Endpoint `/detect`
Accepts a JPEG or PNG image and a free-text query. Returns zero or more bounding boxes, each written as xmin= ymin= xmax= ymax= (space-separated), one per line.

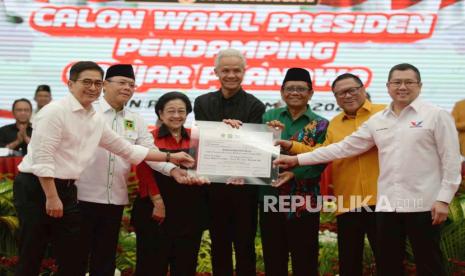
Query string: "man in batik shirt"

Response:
xmin=260 ymin=67 xmax=328 ymax=276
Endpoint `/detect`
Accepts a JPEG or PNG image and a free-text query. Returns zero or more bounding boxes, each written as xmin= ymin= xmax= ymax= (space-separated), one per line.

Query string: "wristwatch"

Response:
xmin=165 ymin=152 xmax=171 ymax=162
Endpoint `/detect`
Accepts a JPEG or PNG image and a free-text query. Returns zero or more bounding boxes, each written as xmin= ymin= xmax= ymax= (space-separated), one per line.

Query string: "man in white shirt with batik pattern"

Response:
xmin=75 ymin=64 xmax=190 ymax=276
xmin=274 ymin=63 xmax=462 ymax=276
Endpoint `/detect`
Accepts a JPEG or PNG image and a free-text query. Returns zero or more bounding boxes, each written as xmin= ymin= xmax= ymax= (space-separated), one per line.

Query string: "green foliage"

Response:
xmin=448 ymin=194 xmax=465 ymax=223
xmin=318 ymin=231 xmax=339 ymax=275
xmin=0 ymin=176 xmax=18 ymax=276
xmin=320 ymin=209 xmax=336 ymax=225
xmin=254 ymin=230 xmax=265 ymax=272
xmin=441 ymin=220 xmax=465 ymax=274
xmin=116 ymin=231 xmax=137 ymax=274
xmin=196 ymin=231 xmax=212 ymax=272
xmin=362 ymin=240 xmax=377 ymax=275
xmin=0 ymin=176 xmax=18 ymax=258
xmin=441 ymin=193 xmax=465 ymax=274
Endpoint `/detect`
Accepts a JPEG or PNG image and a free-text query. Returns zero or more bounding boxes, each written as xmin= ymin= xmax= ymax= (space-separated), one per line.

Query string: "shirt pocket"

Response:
xmin=403 ymin=127 xmax=434 ymax=148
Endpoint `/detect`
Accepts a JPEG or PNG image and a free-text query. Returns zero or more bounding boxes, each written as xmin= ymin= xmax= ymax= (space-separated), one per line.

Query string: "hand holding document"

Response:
xmin=274 ymin=140 xmax=292 ymax=152
xmin=272 ymin=154 xmax=299 ymax=169
xmin=170 ymin=151 xmax=195 ymax=168
xmin=222 ymin=119 xmax=243 ymax=129
xmin=189 ymin=121 xmax=281 ymax=185
xmin=271 ymin=171 xmax=295 ymax=187
xmin=170 ymin=167 xmax=210 ymax=186
xmin=266 ymin=120 xmax=285 ymax=131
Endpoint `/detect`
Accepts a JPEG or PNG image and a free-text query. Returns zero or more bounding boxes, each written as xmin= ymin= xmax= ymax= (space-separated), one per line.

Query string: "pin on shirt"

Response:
xmin=124 ymin=119 xmax=135 ymax=131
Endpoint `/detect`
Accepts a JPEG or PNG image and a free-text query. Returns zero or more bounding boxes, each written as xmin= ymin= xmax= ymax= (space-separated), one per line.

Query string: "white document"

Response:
xmin=196 ymin=130 xmax=273 ymax=178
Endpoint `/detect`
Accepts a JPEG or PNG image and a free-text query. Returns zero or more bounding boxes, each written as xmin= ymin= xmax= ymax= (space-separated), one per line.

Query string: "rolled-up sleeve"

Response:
xmin=99 ymin=124 xmax=148 ymax=164
xmin=146 ymin=161 xmax=176 ymax=176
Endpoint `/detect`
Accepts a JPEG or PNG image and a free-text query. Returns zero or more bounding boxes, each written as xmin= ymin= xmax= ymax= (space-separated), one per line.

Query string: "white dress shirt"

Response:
xmin=76 ymin=98 xmax=176 ymax=205
xmin=19 ymin=94 xmax=149 ymax=180
xmin=298 ymin=98 xmax=462 ymax=212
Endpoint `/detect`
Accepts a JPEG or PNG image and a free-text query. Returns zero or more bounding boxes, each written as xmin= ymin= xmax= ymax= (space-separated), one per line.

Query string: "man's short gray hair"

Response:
xmin=214 ymin=48 xmax=246 ymax=69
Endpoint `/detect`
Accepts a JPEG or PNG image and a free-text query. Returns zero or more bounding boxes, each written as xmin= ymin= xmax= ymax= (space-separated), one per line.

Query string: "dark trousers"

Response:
xmin=76 ymin=201 xmax=124 ymax=276
xmin=208 ymin=185 xmax=257 ymax=276
xmin=131 ymin=196 xmax=202 ymax=276
xmin=336 ymin=206 xmax=378 ymax=276
xmin=13 ymin=172 xmax=81 ymax=276
xmin=259 ymin=206 xmax=320 ymax=276
xmin=377 ymin=212 xmax=446 ymax=276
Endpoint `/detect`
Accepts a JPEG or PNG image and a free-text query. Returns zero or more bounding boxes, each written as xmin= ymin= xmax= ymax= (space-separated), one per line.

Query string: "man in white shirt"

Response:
xmin=274 ymin=63 xmax=462 ymax=276
xmin=13 ymin=61 xmax=195 ymax=276
xmin=75 ymin=64 xmax=188 ymax=276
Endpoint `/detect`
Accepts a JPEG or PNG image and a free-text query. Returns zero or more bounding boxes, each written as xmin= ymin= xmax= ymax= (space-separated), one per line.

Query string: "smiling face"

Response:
xmin=281 ymin=80 xmax=313 ymax=110
xmin=68 ymin=69 xmax=103 ymax=109
xmin=159 ymin=99 xmax=188 ymax=131
xmin=103 ymin=76 xmax=136 ymax=111
xmin=333 ymin=78 xmax=367 ymax=116
xmin=214 ymin=56 xmax=245 ymax=97
xmin=387 ymin=69 xmax=422 ymax=109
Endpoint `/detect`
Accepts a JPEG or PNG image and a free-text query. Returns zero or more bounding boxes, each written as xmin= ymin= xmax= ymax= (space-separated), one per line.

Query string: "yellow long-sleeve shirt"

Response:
xmin=289 ymin=100 xmax=386 ymax=215
xmin=451 ymin=99 xmax=465 ymax=156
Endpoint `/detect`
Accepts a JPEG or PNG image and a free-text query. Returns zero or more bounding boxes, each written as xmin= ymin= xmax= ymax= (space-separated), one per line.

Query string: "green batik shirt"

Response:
xmin=261 ymin=105 xmax=329 ymax=218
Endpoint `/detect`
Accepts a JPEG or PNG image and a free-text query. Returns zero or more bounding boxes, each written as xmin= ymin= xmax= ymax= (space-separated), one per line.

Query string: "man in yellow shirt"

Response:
xmin=452 ymin=99 xmax=465 ymax=157
xmin=452 ymin=99 xmax=465 ymax=179
xmin=278 ymin=73 xmax=385 ymax=275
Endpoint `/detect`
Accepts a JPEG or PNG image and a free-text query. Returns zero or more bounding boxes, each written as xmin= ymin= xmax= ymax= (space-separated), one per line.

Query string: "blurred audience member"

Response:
xmin=0 ymin=98 xmax=32 ymax=155
xmin=452 ymin=99 xmax=465 ymax=157
xmin=33 ymin=84 xmax=52 ymax=116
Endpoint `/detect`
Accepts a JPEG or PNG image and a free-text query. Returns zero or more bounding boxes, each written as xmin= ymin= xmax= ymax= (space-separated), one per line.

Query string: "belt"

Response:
xmin=55 ymin=178 xmax=75 ymax=187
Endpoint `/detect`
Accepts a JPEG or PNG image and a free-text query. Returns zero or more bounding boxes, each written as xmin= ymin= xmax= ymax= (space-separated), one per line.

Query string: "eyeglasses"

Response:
xmin=388 ymin=80 xmax=420 ymax=88
xmin=334 ymin=86 xmax=363 ymax=98
xmin=75 ymin=79 xmax=103 ymax=89
xmin=283 ymin=86 xmax=310 ymax=93
xmin=107 ymin=80 xmax=137 ymax=89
